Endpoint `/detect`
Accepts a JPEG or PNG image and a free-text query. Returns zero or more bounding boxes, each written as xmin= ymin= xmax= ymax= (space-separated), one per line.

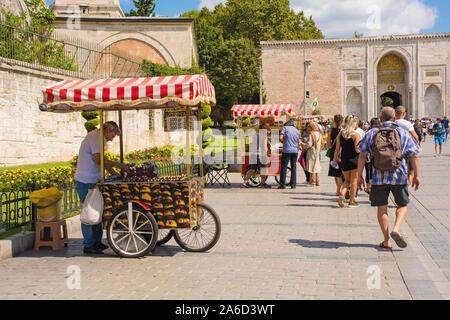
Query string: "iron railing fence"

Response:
xmin=0 ymin=185 xmax=81 ymax=234
xmin=0 ymin=20 xmax=144 ymax=79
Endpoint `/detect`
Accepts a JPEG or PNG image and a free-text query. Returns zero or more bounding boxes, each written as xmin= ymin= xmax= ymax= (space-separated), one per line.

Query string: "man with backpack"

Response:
xmin=356 ymin=107 xmax=421 ymax=250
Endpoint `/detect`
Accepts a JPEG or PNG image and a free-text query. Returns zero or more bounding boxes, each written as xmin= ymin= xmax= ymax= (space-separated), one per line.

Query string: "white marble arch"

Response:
xmin=346 ymin=87 xmax=363 ymax=119
xmin=96 ymin=32 xmax=177 ymax=67
xmin=373 ymin=48 xmax=413 ymax=115
xmin=424 ymin=84 xmax=442 ymax=118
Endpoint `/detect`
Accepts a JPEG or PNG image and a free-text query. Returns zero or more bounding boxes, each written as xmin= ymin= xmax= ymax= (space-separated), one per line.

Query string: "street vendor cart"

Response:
xmin=231 ymin=104 xmax=296 ymax=187
xmin=40 ymin=74 xmax=221 ymax=258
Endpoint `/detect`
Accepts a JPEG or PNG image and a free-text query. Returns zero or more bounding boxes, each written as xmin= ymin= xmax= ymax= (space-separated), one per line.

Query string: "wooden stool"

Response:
xmin=34 ymin=219 xmax=69 ymax=251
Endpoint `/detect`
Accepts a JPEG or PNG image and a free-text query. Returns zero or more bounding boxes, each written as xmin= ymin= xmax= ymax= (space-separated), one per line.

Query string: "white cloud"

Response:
xmin=198 ymin=0 xmax=226 ymax=10
xmin=291 ymin=0 xmax=438 ymax=38
xmin=198 ymin=0 xmax=438 ymax=38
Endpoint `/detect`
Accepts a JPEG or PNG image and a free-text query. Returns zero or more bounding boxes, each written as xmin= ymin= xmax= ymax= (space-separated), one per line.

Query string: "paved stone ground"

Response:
xmin=0 ymin=140 xmax=448 ymax=300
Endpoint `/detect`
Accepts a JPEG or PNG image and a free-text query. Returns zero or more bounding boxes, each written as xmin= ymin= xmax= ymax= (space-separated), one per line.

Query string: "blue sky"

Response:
xmin=44 ymin=0 xmax=449 ymax=38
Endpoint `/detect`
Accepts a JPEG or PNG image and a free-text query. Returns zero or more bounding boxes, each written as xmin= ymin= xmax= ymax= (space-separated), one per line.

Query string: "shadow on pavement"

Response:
xmin=289 ymin=239 xmax=400 ymax=252
xmin=18 ymin=237 xmax=183 ymax=259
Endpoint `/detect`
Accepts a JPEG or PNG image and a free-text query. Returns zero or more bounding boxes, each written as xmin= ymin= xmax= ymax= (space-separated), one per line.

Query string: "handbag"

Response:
xmin=80 ymin=187 xmax=104 ymax=225
xmin=298 ymin=150 xmax=307 ymax=169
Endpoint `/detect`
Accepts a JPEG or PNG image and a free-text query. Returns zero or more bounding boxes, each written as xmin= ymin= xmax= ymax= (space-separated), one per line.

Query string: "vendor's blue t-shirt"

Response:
xmin=280 ymin=125 xmax=301 ymax=154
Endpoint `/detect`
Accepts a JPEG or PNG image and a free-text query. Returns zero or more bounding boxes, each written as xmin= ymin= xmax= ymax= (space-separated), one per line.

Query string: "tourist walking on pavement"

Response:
xmin=334 ymin=115 xmax=361 ymax=208
xmin=327 ymin=114 xmax=344 ymax=195
xmin=442 ymin=116 xmax=449 ymax=142
xmin=279 ymin=120 xmax=301 ymax=189
xmin=242 ymin=123 xmax=271 ymax=188
xmin=413 ymin=119 xmax=423 ymax=146
xmin=433 ymin=118 xmax=445 ymax=156
xmin=75 ymin=121 xmax=130 ymax=255
xmin=394 ymin=106 xmax=419 ymax=185
xmin=302 ymin=122 xmax=322 ymax=186
xmin=357 ymin=107 xmax=421 ymax=249
xmin=364 ymin=118 xmax=381 ymax=194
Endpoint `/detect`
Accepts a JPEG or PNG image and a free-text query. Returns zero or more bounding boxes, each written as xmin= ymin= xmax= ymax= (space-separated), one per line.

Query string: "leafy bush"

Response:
xmin=84 ymin=118 xmax=100 ymax=132
xmin=241 ymin=117 xmax=251 ymax=127
xmin=202 ymin=117 xmax=212 ymax=130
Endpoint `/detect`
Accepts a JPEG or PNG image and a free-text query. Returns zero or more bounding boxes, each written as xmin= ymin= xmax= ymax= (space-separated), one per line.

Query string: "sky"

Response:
xmin=44 ymin=0 xmax=449 ymax=38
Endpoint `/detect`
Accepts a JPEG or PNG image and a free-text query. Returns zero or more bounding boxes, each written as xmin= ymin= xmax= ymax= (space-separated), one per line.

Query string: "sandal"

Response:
xmin=390 ymin=232 xmax=407 ymax=248
xmin=379 ymin=241 xmax=392 ymax=250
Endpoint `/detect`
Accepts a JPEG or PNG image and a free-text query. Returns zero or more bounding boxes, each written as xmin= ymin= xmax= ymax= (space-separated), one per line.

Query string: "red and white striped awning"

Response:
xmin=41 ymin=74 xmax=215 ymax=112
xmin=231 ymin=104 xmax=296 ymax=118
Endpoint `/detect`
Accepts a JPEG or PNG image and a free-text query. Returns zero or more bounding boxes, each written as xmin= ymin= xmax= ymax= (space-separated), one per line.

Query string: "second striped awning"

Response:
xmin=231 ymin=104 xmax=296 ymax=118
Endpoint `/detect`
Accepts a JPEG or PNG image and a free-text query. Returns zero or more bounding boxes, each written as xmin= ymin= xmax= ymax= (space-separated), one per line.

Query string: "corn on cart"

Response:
xmin=231 ymin=104 xmax=296 ymax=187
xmin=40 ymin=74 xmax=221 ymax=258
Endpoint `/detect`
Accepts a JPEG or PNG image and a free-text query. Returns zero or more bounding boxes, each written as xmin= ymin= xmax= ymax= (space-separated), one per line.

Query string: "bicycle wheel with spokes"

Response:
xmin=243 ymin=167 xmax=262 ymax=187
xmin=156 ymin=229 xmax=174 ymax=246
xmin=173 ymin=203 xmax=221 ymax=252
xmin=107 ymin=204 xmax=158 ymax=258
xmin=275 ymin=166 xmax=292 ymax=186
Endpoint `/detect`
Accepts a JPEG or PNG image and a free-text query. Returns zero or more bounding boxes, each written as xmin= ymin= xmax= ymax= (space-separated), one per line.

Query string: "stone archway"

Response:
xmin=375 ymin=51 xmax=411 ymax=115
xmin=347 ymin=88 xmax=363 ymax=119
xmin=424 ymin=85 xmax=442 ymax=118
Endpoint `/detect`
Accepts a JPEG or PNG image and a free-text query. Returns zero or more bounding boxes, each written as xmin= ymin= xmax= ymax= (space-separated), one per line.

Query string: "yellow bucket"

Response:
xmin=29 ymin=187 xmax=63 ymax=222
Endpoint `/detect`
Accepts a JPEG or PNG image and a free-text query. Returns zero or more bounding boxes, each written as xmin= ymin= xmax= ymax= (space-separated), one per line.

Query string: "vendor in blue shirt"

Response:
xmin=279 ymin=120 xmax=302 ymax=189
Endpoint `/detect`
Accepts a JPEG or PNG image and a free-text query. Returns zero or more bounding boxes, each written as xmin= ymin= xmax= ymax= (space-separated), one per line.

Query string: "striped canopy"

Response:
xmin=231 ymin=104 xmax=295 ymax=118
xmin=41 ymin=74 xmax=216 ymax=112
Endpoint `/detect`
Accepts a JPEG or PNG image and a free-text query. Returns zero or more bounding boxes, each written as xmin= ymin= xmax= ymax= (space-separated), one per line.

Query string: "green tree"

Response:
xmin=354 ymin=31 xmax=364 ymax=38
xmin=181 ymin=1 xmax=323 ymax=122
xmin=126 ymin=0 xmax=156 ymax=17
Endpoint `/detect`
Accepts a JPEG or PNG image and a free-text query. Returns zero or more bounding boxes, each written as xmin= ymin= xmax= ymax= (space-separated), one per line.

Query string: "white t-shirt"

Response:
xmin=74 ymin=129 xmax=106 ymax=184
xmin=395 ymin=119 xmax=414 ymax=132
xmin=355 ymin=127 xmax=365 ymax=139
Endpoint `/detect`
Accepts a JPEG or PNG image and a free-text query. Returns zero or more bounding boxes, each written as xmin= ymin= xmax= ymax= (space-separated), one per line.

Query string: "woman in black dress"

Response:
xmin=327 ymin=114 xmax=344 ymax=195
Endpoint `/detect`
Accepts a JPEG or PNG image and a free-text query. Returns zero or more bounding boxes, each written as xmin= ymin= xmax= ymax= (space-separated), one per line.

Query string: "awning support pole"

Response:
xmin=118 ymin=109 xmax=124 ymax=163
xmin=99 ymin=110 xmax=105 ymax=181
xmin=197 ymin=104 xmax=203 ymax=177
xmin=185 ymin=106 xmax=191 ymax=178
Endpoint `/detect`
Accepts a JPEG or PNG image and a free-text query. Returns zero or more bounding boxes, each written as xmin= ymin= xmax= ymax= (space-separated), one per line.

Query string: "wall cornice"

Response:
xmin=261 ymin=33 xmax=450 ymax=48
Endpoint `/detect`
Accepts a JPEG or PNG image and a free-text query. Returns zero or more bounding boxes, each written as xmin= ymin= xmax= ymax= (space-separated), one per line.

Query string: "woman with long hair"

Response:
xmin=302 ymin=122 xmax=322 ymax=186
xmin=327 ymin=114 xmax=344 ymax=195
xmin=333 ymin=115 xmax=361 ymax=208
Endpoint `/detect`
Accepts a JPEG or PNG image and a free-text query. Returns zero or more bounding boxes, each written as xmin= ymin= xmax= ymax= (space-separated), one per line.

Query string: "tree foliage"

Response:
xmin=181 ymin=1 xmax=323 ymax=122
xmin=0 ymin=0 xmax=77 ymax=71
xmin=126 ymin=0 xmax=156 ymax=17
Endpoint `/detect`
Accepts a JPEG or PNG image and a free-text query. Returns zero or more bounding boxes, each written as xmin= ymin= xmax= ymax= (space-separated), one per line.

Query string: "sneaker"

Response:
xmin=345 ymin=191 xmax=350 ymax=200
xmin=348 ymin=201 xmax=359 ymax=208
xmin=260 ymin=183 xmax=272 ymax=189
xmin=278 ymin=185 xmax=286 ymax=189
xmin=241 ymin=182 xmax=251 ymax=188
xmin=338 ymin=195 xmax=345 ymax=208
xmin=83 ymin=246 xmax=104 ymax=255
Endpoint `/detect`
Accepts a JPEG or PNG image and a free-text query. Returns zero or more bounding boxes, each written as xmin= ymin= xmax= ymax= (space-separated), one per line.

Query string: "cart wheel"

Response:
xmin=156 ymin=229 xmax=174 ymax=246
xmin=275 ymin=166 xmax=292 ymax=186
xmin=173 ymin=203 xmax=221 ymax=252
xmin=242 ymin=167 xmax=262 ymax=187
xmin=107 ymin=204 xmax=158 ymax=258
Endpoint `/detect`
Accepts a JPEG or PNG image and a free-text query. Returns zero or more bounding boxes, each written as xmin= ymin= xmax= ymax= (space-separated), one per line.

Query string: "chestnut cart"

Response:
xmin=40 ymin=74 xmax=221 ymax=258
xmin=230 ymin=104 xmax=296 ymax=187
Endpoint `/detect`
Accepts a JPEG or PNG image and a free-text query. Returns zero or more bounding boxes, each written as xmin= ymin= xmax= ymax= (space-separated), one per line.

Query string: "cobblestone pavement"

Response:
xmin=0 ymin=140 xmax=448 ymax=300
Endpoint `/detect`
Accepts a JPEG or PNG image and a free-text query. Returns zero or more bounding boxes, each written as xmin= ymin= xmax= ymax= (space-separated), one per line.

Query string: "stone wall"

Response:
xmin=0 ymin=61 xmax=85 ymax=167
xmin=262 ymin=34 xmax=450 ymax=120
xmin=0 ymin=59 xmax=190 ymax=167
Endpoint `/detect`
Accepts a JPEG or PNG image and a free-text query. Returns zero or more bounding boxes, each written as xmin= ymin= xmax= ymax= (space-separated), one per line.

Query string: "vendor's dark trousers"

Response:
xmin=304 ymin=169 xmax=310 ymax=182
xmin=280 ymin=152 xmax=298 ymax=187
